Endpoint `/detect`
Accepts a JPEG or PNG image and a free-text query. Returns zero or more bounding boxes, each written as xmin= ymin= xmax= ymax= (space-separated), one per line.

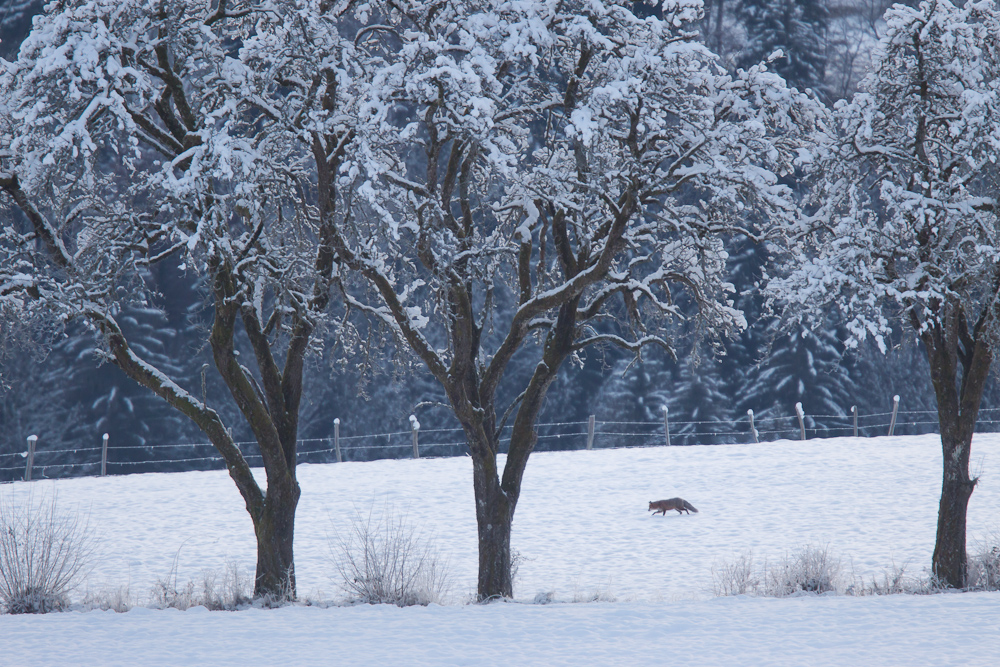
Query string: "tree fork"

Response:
xmin=472 ymin=305 xmax=575 ymax=600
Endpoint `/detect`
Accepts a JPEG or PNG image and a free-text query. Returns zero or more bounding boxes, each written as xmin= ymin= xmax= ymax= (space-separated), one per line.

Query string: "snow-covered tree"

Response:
xmin=718 ymin=233 xmax=768 ymax=396
xmin=824 ymin=0 xmax=904 ymax=101
xmin=771 ymin=0 xmax=1000 ymax=588
xmin=0 ymin=0 xmax=44 ymax=58
xmin=669 ymin=351 xmax=734 ymax=443
xmin=0 ymin=300 xmax=87 ymax=482
xmin=593 ymin=353 xmax=674 ymax=447
xmin=331 ymin=0 xmax=819 ymax=598
xmin=737 ymin=317 xmax=857 ymax=435
xmin=698 ymin=0 xmax=737 ymax=62
xmin=849 ymin=334 xmax=938 ymax=424
xmin=0 ymin=0 xmax=366 ymax=599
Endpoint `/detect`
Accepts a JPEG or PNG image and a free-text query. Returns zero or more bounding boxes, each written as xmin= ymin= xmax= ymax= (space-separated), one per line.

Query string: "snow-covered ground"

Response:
xmin=3 ymin=434 xmax=1000 ymax=665
xmin=4 ymin=593 xmax=999 ymax=666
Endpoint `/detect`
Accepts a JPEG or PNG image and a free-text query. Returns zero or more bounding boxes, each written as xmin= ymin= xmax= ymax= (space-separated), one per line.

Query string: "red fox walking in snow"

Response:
xmin=648 ymin=498 xmax=699 ymax=515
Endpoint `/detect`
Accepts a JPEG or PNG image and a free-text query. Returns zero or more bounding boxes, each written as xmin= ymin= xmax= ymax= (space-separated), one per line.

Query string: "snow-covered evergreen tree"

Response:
xmin=738 ymin=318 xmax=856 ymax=438
xmin=669 ymin=352 xmax=734 ymax=444
xmin=0 ymin=312 xmax=82 ymax=482
xmin=719 ymin=234 xmax=769 ymax=402
xmin=593 ymin=353 xmax=675 ymax=447
xmin=737 ymin=0 xmax=829 ymax=94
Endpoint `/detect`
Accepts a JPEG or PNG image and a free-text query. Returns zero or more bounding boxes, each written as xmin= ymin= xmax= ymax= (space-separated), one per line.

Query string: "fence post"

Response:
xmin=25 ymin=435 xmax=37 ymax=481
xmin=795 ymin=402 xmax=806 ymax=441
xmin=586 ymin=415 xmax=595 ymax=450
xmin=851 ymin=406 xmax=858 ymax=437
xmin=662 ymin=406 xmax=671 ymax=447
xmin=101 ymin=433 xmax=109 ymax=476
xmin=409 ymin=415 xmax=420 ymax=459
xmin=333 ymin=418 xmax=342 ymax=463
xmin=888 ymin=395 xmax=900 ymax=436
xmin=748 ymin=409 xmax=759 ymax=444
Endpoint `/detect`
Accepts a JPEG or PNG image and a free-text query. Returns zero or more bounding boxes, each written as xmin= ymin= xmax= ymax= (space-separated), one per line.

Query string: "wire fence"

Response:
xmin=5 ymin=401 xmax=1000 ymax=484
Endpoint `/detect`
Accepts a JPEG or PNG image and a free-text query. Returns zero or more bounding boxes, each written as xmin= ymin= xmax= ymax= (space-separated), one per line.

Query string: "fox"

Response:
xmin=648 ymin=498 xmax=699 ymax=515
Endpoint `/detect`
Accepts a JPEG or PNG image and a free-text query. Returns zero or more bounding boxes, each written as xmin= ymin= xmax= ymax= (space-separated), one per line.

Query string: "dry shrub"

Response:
xmin=844 ymin=559 xmax=934 ymax=596
xmin=82 ymin=584 xmax=134 ymax=613
xmin=332 ymin=504 xmax=449 ymax=606
xmin=765 ymin=545 xmax=841 ymax=596
xmin=0 ymin=493 xmax=96 ymax=614
xmin=712 ymin=549 xmax=761 ymax=596
xmin=713 ymin=546 xmax=841 ymax=597
xmin=967 ymin=533 xmax=1000 ymax=592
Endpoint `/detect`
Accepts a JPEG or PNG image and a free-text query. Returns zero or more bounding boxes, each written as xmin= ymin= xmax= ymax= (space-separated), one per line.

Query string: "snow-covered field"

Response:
xmin=3 ymin=434 xmax=1000 ymax=666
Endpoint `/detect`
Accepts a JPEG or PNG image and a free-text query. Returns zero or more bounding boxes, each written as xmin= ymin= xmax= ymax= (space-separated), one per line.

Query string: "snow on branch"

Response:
xmin=771 ymin=0 xmax=1000 ymax=351
xmin=330 ymin=0 xmax=819 ymax=396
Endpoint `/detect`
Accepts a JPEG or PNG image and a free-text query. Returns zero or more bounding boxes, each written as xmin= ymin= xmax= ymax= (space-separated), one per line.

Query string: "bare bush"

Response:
xmin=765 ymin=546 xmax=841 ymax=597
xmin=713 ymin=546 xmax=842 ymax=598
xmin=332 ymin=506 xmax=449 ymax=607
xmin=0 ymin=493 xmax=96 ymax=613
xmin=967 ymin=534 xmax=1000 ymax=592
xmin=712 ymin=544 xmax=1000 ymax=598
xmin=150 ymin=575 xmax=195 ymax=610
xmin=865 ymin=562 xmax=914 ymax=596
xmin=201 ymin=561 xmax=254 ymax=610
xmin=532 ymin=590 xmax=556 ymax=604
xmin=712 ymin=549 xmax=761 ymax=596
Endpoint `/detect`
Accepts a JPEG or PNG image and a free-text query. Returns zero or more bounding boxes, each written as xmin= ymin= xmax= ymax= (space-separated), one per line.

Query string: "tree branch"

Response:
xmin=88 ymin=307 xmax=265 ymax=519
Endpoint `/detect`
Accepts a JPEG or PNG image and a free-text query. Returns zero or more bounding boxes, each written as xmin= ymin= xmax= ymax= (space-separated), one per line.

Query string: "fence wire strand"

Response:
xmin=7 ymin=403 xmax=997 ymax=482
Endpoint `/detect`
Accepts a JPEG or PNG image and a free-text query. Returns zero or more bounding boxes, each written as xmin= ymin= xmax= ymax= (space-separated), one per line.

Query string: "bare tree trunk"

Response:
xmin=921 ymin=313 xmax=990 ymax=588
xmin=468 ymin=303 xmax=574 ymax=600
xmin=932 ymin=450 xmax=975 ymax=588
xmin=472 ymin=457 xmax=514 ymax=599
xmin=253 ymin=478 xmax=301 ymax=598
xmin=713 ymin=0 xmax=726 ymax=57
xmin=198 ymin=265 xmax=309 ymax=601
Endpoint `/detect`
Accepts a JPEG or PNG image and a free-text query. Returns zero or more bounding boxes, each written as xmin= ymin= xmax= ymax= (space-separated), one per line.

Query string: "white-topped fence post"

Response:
xmin=662 ymin=406 xmax=671 ymax=447
xmin=851 ymin=406 xmax=858 ymax=437
xmin=101 ymin=433 xmax=109 ymax=476
xmin=888 ymin=395 xmax=900 ymax=436
xmin=795 ymin=402 xmax=806 ymax=441
xmin=25 ymin=435 xmax=37 ymax=481
xmin=409 ymin=415 xmax=420 ymax=459
xmin=748 ymin=409 xmax=759 ymax=444
xmin=586 ymin=415 xmax=596 ymax=450
xmin=333 ymin=418 xmax=342 ymax=463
